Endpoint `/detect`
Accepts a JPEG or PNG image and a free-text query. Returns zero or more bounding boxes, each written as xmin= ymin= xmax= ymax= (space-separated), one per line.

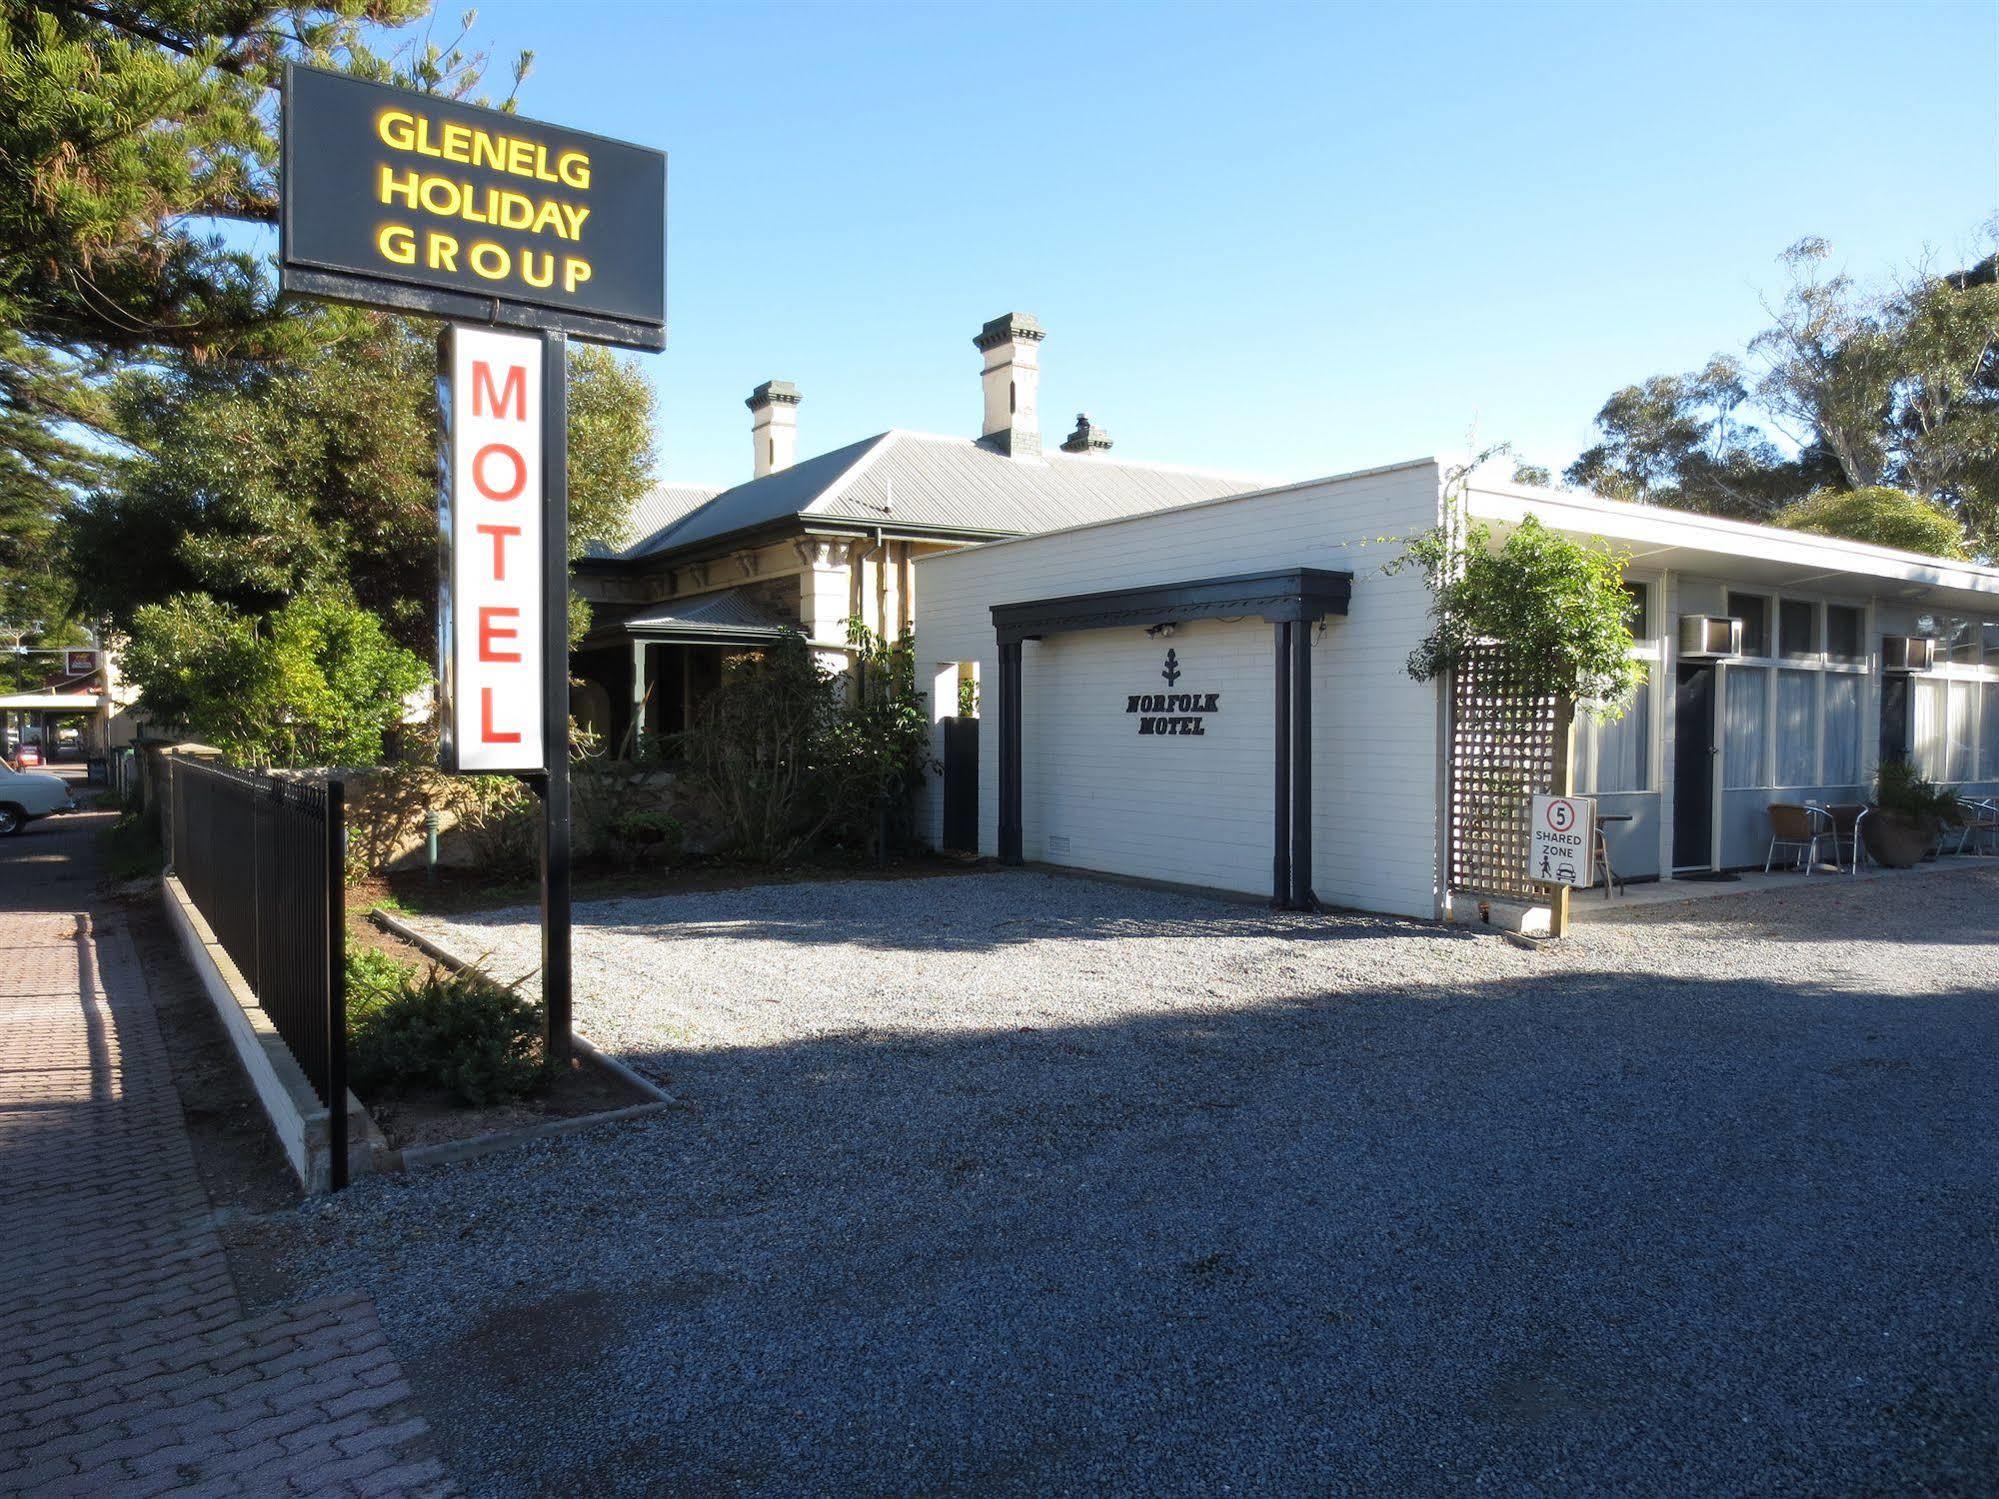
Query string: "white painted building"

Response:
xmin=914 ymin=459 xmax=1999 ymax=921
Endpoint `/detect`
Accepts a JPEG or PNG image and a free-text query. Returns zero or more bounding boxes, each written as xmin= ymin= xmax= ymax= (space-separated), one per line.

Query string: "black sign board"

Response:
xmin=280 ymin=64 xmax=665 ymax=349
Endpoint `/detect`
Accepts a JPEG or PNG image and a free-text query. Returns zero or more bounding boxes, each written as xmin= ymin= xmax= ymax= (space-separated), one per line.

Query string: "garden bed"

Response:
xmin=345 ymin=917 xmax=668 ymax=1163
xmin=367 ymin=1054 xmax=642 ymax=1154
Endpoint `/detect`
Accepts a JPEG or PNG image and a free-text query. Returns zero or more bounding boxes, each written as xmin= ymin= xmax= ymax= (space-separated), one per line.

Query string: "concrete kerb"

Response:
xmin=365 ymin=905 xmax=684 ymax=1172
xmin=162 ymin=874 xmax=385 ymax=1193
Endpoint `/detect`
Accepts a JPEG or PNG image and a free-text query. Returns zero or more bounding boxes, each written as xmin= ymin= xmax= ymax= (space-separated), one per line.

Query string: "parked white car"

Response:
xmin=0 ymin=763 xmax=77 ymax=835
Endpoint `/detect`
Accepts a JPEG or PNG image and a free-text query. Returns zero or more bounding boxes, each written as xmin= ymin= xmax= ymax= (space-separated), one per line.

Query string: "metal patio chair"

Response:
xmin=1809 ymin=801 xmax=1864 ymax=875
xmin=1958 ymin=797 xmax=1999 ymax=856
xmin=1765 ymin=802 xmax=1834 ymax=875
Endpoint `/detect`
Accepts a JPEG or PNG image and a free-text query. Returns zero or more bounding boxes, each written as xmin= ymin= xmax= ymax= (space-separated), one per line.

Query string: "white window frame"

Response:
xmin=1715 ymin=586 xmax=1881 ymax=792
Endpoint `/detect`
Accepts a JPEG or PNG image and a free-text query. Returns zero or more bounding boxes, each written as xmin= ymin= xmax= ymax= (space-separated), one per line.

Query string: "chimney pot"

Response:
xmin=1060 ymin=412 xmax=1113 ymax=455
xmin=746 ymin=379 xmax=801 ymax=478
xmin=973 ymin=312 xmax=1044 ymax=457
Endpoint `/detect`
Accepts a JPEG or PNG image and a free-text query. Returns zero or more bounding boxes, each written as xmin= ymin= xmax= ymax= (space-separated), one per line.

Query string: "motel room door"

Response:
xmin=1879 ymin=674 xmax=1911 ymax=765
xmin=1672 ymin=663 xmax=1717 ymax=871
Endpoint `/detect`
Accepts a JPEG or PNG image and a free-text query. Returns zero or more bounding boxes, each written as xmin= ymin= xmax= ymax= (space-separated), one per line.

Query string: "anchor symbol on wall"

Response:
xmin=1161 ymin=649 xmax=1181 ymax=686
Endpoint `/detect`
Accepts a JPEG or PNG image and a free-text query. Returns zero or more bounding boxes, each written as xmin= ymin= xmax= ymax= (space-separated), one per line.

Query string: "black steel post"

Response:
xmin=1273 ymin=621 xmax=1291 ymax=907
xmin=1290 ymin=617 xmax=1313 ymax=911
xmin=540 ymin=330 xmax=573 ymax=1065
xmin=998 ymin=639 xmax=1023 ymax=864
xmin=325 ymin=778 xmax=349 ymax=1191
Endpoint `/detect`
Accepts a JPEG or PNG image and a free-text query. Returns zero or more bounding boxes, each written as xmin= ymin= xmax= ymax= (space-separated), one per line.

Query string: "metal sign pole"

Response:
xmin=539 ymin=330 xmax=573 ymax=1063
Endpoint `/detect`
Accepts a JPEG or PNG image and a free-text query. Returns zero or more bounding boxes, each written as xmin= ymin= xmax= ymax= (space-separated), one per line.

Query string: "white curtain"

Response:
xmin=1983 ymin=683 xmax=1999 ymax=782
xmin=1775 ymin=670 xmax=1816 ymax=786
xmin=1724 ymin=668 xmax=1768 ymax=789
xmin=1913 ymin=679 xmax=1948 ymax=779
xmin=1947 ymin=682 xmax=1975 ymax=782
xmin=1591 ymin=681 xmax=1651 ymax=793
xmin=1822 ymin=674 xmax=1862 ymax=787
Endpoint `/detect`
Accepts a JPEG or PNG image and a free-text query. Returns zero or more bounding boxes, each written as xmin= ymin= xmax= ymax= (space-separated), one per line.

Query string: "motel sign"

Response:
xmin=279 ymin=66 xmax=667 ymax=1061
xmin=440 ymin=328 xmax=546 ymax=773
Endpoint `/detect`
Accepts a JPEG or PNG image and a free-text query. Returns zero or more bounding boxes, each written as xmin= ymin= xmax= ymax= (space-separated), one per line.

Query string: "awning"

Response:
xmin=596 ymin=587 xmax=799 ymax=648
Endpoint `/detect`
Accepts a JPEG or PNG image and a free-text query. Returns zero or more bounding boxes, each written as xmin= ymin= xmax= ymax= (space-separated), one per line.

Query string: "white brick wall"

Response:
xmin=917 ymin=460 xmax=1447 ymax=920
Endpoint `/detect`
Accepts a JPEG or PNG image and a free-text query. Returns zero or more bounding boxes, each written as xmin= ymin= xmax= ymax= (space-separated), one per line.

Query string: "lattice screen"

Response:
xmin=1446 ymin=644 xmax=1565 ymax=900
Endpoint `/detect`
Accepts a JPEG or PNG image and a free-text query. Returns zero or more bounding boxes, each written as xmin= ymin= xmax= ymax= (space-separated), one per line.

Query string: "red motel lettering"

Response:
xmin=448 ymin=328 xmax=543 ymax=770
xmin=478 ymin=606 xmax=522 ymax=663
xmin=476 ymin=522 xmax=521 ymax=579
xmin=472 ymin=360 xmax=527 ymax=420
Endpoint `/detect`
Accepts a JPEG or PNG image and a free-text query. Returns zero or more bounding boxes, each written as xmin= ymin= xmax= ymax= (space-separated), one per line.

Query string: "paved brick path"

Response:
xmin=1 ymin=798 xmax=452 ymax=1496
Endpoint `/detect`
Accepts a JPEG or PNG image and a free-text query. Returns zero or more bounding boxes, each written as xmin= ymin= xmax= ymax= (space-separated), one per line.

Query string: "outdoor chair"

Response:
xmin=1810 ymin=801 xmax=1865 ymax=874
xmin=1589 ymin=811 xmax=1630 ymax=899
xmin=1764 ymin=802 xmax=1834 ymax=875
xmin=1959 ymin=797 xmax=1999 ymax=856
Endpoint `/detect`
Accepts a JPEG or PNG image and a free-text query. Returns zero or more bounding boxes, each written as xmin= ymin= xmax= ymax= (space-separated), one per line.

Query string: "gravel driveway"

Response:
xmin=272 ymin=867 xmax=1999 ymax=1497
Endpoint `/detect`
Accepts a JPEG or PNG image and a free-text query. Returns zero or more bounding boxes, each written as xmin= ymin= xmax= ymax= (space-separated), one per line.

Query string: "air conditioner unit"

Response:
xmin=1881 ymin=635 xmax=1935 ymax=673
xmin=1678 ymin=614 xmax=1743 ymax=658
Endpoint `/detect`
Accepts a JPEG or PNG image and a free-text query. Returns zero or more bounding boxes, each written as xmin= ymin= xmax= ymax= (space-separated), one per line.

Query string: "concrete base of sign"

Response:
xmin=1448 ymin=893 xmax=1556 ymax=940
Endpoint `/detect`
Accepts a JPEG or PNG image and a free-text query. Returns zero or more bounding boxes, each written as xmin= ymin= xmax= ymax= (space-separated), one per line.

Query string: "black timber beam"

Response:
xmin=992 ymin=568 xmax=1353 ymax=645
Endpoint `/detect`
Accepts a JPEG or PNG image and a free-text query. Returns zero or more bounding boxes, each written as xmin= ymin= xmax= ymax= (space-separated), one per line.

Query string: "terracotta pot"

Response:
xmin=1862 ymin=809 xmax=1939 ymax=869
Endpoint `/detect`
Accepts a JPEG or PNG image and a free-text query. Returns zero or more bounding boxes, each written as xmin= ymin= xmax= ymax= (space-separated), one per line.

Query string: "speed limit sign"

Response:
xmin=1530 ymin=794 xmax=1594 ymax=888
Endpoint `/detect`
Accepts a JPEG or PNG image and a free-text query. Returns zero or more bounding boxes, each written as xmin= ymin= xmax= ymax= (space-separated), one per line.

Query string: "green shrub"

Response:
xmin=607 ymin=808 xmax=683 ymax=864
xmin=454 ymin=775 xmax=539 ymax=877
xmin=348 ymin=963 xmax=547 ymax=1107
xmin=1774 ymin=487 xmax=1970 ymax=560
xmin=345 ymin=948 xmax=414 ymax=1011
xmin=1874 ymin=759 xmax=1961 ymax=821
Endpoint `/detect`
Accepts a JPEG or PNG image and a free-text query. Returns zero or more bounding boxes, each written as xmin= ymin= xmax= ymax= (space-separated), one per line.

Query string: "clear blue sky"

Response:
xmin=450 ymin=0 xmax=1997 ymax=489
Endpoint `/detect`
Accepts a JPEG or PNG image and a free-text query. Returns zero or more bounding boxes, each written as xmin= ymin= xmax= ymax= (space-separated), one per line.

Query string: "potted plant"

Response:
xmin=1863 ymin=760 xmax=1960 ymax=868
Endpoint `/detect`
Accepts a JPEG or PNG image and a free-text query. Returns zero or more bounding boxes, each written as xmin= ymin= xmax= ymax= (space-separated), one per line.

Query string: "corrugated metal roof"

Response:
xmin=621 ymin=587 xmax=796 ymax=643
xmin=614 ymin=431 xmax=1274 ymax=563
xmin=587 ymin=481 xmax=725 ymax=559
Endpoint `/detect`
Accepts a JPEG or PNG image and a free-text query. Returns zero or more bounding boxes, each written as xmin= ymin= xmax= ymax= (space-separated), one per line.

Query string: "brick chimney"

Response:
xmin=746 ymin=380 xmax=801 ymax=478
xmin=1060 ymin=412 xmax=1112 ymax=455
xmin=973 ymin=312 xmax=1043 ymax=457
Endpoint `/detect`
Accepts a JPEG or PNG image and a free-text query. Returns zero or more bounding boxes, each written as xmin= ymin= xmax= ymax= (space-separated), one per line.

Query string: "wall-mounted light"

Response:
xmin=1145 ymin=622 xmax=1177 ymax=639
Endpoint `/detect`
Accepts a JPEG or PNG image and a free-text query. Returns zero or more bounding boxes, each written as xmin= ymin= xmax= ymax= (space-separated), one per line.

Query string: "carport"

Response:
xmin=991 ymin=568 xmax=1352 ymax=909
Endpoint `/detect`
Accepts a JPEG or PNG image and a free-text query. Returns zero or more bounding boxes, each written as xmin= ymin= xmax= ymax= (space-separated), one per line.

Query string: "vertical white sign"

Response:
xmin=442 ymin=325 xmax=544 ymax=773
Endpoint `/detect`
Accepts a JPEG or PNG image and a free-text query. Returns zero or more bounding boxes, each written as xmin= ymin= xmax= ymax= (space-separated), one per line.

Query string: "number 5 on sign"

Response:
xmin=439 ymin=325 xmax=545 ymax=774
xmin=1530 ymin=794 xmax=1595 ymax=889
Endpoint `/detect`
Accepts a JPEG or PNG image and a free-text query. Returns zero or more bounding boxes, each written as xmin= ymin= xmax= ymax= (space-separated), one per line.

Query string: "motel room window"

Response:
xmin=1779 ymin=599 xmax=1818 ymax=659
xmin=1728 ymin=592 xmax=1770 ymax=657
xmin=1826 ymin=604 xmax=1863 ymax=662
xmin=1723 ymin=667 xmax=1770 ymax=788
xmin=1589 ymin=686 xmax=1651 ymax=793
xmin=1774 ymin=670 xmax=1818 ymax=786
xmin=1983 ymin=621 xmax=1999 ymax=664
xmin=1823 ymin=673 xmax=1863 ymax=787
xmin=1982 ymin=682 xmax=1999 ymax=781
xmin=1946 ymin=681 xmax=1976 ymax=782
xmin=1913 ymin=678 xmax=1949 ymax=780
xmin=1622 ymin=581 xmax=1650 ymax=639
xmin=1946 ymin=617 xmax=1977 ymax=665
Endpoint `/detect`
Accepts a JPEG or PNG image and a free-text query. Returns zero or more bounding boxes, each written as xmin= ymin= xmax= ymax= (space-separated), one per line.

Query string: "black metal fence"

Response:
xmin=168 ymin=758 xmax=349 ymax=1189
